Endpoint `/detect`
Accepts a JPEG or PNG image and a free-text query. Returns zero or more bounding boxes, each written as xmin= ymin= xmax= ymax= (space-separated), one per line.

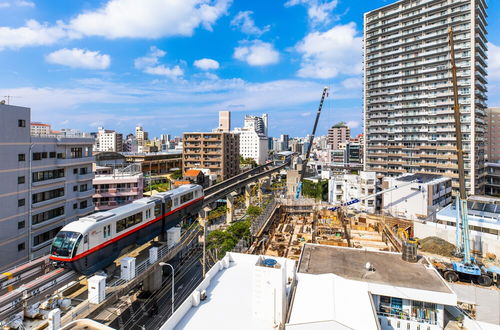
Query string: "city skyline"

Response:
xmin=2 ymin=0 xmax=500 ymax=137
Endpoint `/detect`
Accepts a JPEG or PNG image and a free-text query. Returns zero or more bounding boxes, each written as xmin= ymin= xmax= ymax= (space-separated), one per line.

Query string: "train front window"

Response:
xmin=51 ymin=231 xmax=81 ymax=257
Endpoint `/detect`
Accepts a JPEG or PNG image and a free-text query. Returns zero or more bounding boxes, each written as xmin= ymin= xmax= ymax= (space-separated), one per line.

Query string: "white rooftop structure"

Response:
xmin=159 ymin=245 xmax=494 ymax=330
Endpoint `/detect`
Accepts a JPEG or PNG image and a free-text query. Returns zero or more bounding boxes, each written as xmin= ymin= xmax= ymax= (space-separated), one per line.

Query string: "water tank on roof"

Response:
xmin=262 ymin=258 xmax=277 ymax=268
xmin=402 ymin=240 xmax=418 ymax=263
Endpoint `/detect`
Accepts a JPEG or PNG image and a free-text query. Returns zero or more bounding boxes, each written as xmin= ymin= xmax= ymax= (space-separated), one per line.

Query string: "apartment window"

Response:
xmin=18 ymin=153 xmax=25 ymax=161
xmin=73 ymin=185 xmax=78 ymax=192
xmin=18 ymin=199 xmax=25 ymax=207
xmin=18 ymin=220 xmax=25 ymax=229
xmin=73 ymin=203 xmax=77 ymax=209
xmin=41 ymin=152 xmax=47 ymax=159
xmin=57 ymin=152 xmax=65 ymax=159
xmin=32 ymin=188 xmax=64 ymax=204
xmin=70 ymin=147 xmax=83 ymax=159
xmin=73 ymin=168 xmax=78 ymax=174
xmin=18 ymin=176 xmax=25 ymax=184
xmin=18 ymin=243 xmax=25 ymax=251
xmin=80 ymin=184 xmax=88 ymax=192
xmin=49 ymin=152 xmax=56 ymax=158
xmin=18 ymin=119 xmax=26 ymax=127
xmin=32 ymin=169 xmax=65 ymax=182
xmin=33 ymin=152 xmax=42 ymax=160
xmin=80 ymin=200 xmax=88 ymax=209
xmin=32 ymin=207 xmax=65 ymax=225
xmin=80 ymin=167 xmax=88 ymax=175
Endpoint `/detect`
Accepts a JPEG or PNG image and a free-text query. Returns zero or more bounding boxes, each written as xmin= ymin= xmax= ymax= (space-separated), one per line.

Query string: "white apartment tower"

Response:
xmin=94 ymin=127 xmax=123 ymax=152
xmin=233 ymin=115 xmax=269 ymax=165
xmin=135 ymin=125 xmax=148 ymax=147
xmin=363 ymin=0 xmax=487 ymax=194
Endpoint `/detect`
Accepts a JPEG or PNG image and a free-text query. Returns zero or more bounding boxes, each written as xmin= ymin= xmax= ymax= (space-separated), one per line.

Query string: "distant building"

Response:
xmin=485 ymin=162 xmax=500 ymax=196
xmin=182 ymin=132 xmax=240 ymax=181
xmin=123 ymin=151 xmax=182 ymax=184
xmin=328 ymin=122 xmax=350 ymax=150
xmin=486 ymin=107 xmax=500 ymax=163
xmin=93 ymin=165 xmax=143 ymax=211
xmin=94 ymin=127 xmax=123 ymax=152
xmin=233 ymin=115 xmax=268 ymax=165
xmin=135 ymin=125 xmax=148 ymax=147
xmin=279 ymin=134 xmax=289 ymax=151
xmin=30 ymin=122 xmax=51 ymax=136
xmin=218 ymin=111 xmax=231 ymax=132
xmin=123 ymin=134 xmax=138 ymax=152
xmin=0 ymin=104 xmax=94 ymax=271
xmin=382 ymin=173 xmax=452 ymax=221
xmin=328 ymin=171 xmax=377 ymax=213
xmin=184 ymin=169 xmax=207 ymax=187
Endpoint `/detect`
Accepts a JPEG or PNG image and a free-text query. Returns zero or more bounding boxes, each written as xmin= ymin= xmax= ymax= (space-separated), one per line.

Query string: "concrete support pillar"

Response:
xmin=199 ymin=206 xmax=211 ymax=278
xmin=226 ymin=192 xmax=238 ymax=224
xmin=47 ymin=309 xmax=61 ymax=330
xmin=143 ymin=265 xmax=162 ymax=292
xmin=245 ymin=184 xmax=252 ymax=209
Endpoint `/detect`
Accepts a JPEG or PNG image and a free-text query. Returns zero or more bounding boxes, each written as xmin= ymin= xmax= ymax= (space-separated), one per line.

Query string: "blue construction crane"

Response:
xmin=295 ymin=87 xmax=329 ymax=199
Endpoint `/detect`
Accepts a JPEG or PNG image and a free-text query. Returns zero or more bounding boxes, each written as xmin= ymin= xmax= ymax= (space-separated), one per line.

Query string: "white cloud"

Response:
xmin=285 ymin=0 xmax=338 ymax=26
xmin=488 ymin=42 xmax=500 ymax=81
xmin=295 ymin=22 xmax=362 ymax=79
xmin=194 ymin=58 xmax=220 ymax=70
xmin=0 ymin=20 xmax=67 ymax=50
xmin=0 ymin=0 xmax=35 ymax=8
xmin=234 ymin=40 xmax=279 ymax=66
xmin=134 ymin=46 xmax=183 ymax=79
xmin=46 ymin=48 xmax=111 ymax=69
xmin=230 ymin=11 xmax=269 ymax=35
xmin=346 ymin=120 xmax=360 ymax=129
xmin=69 ymin=0 xmax=231 ymax=39
xmin=341 ymin=77 xmax=362 ymax=89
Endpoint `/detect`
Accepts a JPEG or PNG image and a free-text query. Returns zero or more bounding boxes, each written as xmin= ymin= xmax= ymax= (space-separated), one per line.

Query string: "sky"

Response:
xmin=1 ymin=0 xmax=500 ymax=138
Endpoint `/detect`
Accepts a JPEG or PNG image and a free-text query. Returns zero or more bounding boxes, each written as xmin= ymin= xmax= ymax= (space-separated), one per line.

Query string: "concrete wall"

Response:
xmin=414 ymin=221 xmax=500 ymax=257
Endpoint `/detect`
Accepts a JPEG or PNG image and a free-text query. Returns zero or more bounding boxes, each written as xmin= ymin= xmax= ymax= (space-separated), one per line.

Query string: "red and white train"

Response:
xmin=49 ymin=184 xmax=204 ymax=274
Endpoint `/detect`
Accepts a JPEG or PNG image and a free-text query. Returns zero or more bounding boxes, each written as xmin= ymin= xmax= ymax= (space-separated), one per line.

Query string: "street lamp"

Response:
xmin=159 ymin=262 xmax=175 ymax=315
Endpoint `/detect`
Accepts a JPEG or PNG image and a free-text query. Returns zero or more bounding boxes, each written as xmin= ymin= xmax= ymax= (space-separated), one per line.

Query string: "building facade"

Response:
xmin=328 ymin=171 xmax=377 ymax=213
xmin=135 ymin=125 xmax=148 ymax=147
xmin=182 ymin=132 xmax=240 ymax=181
xmin=30 ymin=122 xmax=51 ymax=136
xmin=93 ymin=165 xmax=143 ymax=211
xmin=485 ymin=162 xmax=500 ymax=196
xmin=218 ymin=111 xmax=231 ymax=132
xmin=486 ymin=107 xmax=500 ymax=162
xmin=328 ymin=123 xmax=350 ymax=150
xmin=233 ymin=114 xmax=269 ymax=165
xmin=0 ymin=104 xmax=95 ymax=271
xmin=382 ymin=173 xmax=452 ymax=220
xmin=363 ymin=0 xmax=488 ymax=194
xmin=94 ymin=127 xmax=123 ymax=152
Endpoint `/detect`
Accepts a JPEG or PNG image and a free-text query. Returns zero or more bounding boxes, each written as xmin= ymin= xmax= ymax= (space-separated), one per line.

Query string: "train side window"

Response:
xmin=173 ymin=198 xmax=178 ymax=207
xmin=84 ymin=235 xmax=88 ymax=244
xmin=165 ymin=200 xmax=172 ymax=209
xmin=154 ymin=203 xmax=162 ymax=216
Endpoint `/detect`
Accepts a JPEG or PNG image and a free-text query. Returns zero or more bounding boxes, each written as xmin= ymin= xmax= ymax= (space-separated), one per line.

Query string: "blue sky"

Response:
xmin=1 ymin=0 xmax=499 ymax=138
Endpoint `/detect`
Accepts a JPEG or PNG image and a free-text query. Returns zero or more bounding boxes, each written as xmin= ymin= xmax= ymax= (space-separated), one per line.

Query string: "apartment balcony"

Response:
xmin=377 ymin=314 xmax=440 ymax=330
xmin=77 ymin=205 xmax=95 ymax=215
xmin=56 ymin=156 xmax=94 ymax=167
xmin=94 ymin=200 xmax=132 ymax=210
xmin=77 ymin=189 xmax=95 ymax=199
xmin=94 ymin=187 xmax=140 ymax=197
xmin=32 ymin=195 xmax=66 ymax=209
xmin=76 ymin=173 xmax=94 ymax=181
xmin=32 ymin=177 xmax=66 ymax=187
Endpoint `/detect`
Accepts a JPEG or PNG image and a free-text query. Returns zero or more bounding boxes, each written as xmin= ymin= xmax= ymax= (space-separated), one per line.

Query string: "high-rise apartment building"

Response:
xmin=486 ymin=107 xmax=500 ymax=163
xmin=182 ymin=132 xmax=240 ymax=181
xmin=94 ymin=127 xmax=123 ymax=152
xmin=0 ymin=104 xmax=95 ymax=271
xmin=233 ymin=115 xmax=269 ymax=165
xmin=218 ymin=111 xmax=231 ymax=132
xmin=364 ymin=0 xmax=487 ymax=194
xmin=135 ymin=125 xmax=148 ymax=146
xmin=328 ymin=123 xmax=350 ymax=150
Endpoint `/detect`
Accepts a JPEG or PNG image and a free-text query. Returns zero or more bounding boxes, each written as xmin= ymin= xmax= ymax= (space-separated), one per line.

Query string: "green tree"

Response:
xmin=207 ymin=230 xmax=237 ymax=255
xmin=171 ymin=169 xmax=182 ymax=180
xmin=246 ymin=205 xmax=262 ymax=219
xmin=227 ymin=220 xmax=251 ymax=240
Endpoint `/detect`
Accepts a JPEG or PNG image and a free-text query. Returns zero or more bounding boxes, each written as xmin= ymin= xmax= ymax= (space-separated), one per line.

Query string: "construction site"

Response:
xmin=250 ymin=198 xmax=413 ymax=260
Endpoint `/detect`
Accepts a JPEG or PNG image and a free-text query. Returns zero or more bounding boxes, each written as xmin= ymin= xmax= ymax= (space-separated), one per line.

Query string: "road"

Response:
xmin=109 ymin=248 xmax=207 ymax=330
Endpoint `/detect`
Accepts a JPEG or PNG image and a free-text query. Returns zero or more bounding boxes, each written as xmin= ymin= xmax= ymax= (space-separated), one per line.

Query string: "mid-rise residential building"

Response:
xmin=93 ymin=165 xmax=143 ymax=211
xmin=486 ymin=107 xmax=500 ymax=162
xmin=328 ymin=122 xmax=350 ymax=150
xmin=123 ymin=133 xmax=138 ymax=152
xmin=279 ymin=134 xmax=289 ymax=151
xmin=135 ymin=125 xmax=148 ymax=146
xmin=123 ymin=151 xmax=182 ymax=184
xmin=30 ymin=122 xmax=51 ymax=136
xmin=364 ymin=0 xmax=488 ymax=194
xmin=233 ymin=115 xmax=269 ymax=165
xmin=182 ymin=132 xmax=240 ymax=181
xmin=382 ymin=173 xmax=452 ymax=221
xmin=218 ymin=110 xmax=231 ymax=132
xmin=328 ymin=171 xmax=377 ymax=213
xmin=0 ymin=104 xmax=94 ymax=271
xmin=94 ymin=127 xmax=123 ymax=152
xmin=485 ymin=162 xmax=500 ymax=196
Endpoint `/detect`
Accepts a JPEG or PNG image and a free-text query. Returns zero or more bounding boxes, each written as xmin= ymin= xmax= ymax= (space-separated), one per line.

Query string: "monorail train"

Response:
xmin=49 ymin=184 xmax=204 ymax=275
